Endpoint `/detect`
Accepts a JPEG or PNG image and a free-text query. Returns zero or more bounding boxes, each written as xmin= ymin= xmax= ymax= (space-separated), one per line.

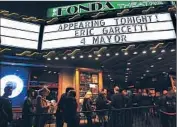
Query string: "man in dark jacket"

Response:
xmin=0 ymin=85 xmax=13 ymax=127
xmin=111 ymin=87 xmax=124 ymax=109
xmin=64 ymin=90 xmax=79 ymax=127
xmin=96 ymin=90 xmax=109 ymax=127
xmin=159 ymin=90 xmax=176 ymax=127
xmin=22 ymin=89 xmax=34 ymax=127
xmin=110 ymin=86 xmax=124 ymax=127
xmin=56 ymin=87 xmax=74 ymax=127
xmin=121 ymin=89 xmax=133 ymax=127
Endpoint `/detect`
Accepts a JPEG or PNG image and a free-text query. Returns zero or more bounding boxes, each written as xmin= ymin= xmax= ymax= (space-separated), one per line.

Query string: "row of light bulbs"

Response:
xmin=124 ymin=48 xmax=175 ymax=82
xmin=46 ymin=49 xmax=175 ymax=61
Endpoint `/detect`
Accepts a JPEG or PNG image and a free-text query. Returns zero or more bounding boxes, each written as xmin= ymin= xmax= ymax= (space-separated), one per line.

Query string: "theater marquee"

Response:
xmin=42 ymin=13 xmax=176 ymax=50
xmin=0 ymin=18 xmax=40 ymax=49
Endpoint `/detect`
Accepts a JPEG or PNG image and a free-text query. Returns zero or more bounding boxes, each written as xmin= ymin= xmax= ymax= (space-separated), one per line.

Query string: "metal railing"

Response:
xmin=12 ymin=106 xmax=176 ymax=127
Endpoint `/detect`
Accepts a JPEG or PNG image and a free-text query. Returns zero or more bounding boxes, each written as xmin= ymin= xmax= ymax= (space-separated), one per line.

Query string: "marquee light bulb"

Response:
xmin=161 ymin=49 xmax=165 ymax=53
xmin=88 ymin=54 xmax=92 ymax=58
xmin=124 ymin=52 xmax=128 ymax=55
xmin=152 ymin=50 xmax=156 ymax=53
xmin=95 ymin=57 xmax=99 ymax=60
xmin=80 ymin=55 xmax=84 ymax=58
xmin=142 ymin=51 xmax=147 ymax=54
xmin=97 ymin=54 xmax=101 ymax=57
xmin=63 ymin=56 xmax=67 ymax=60
xmin=106 ymin=53 xmax=110 ymax=56
xmin=133 ymin=51 xmax=138 ymax=55
xmin=115 ymin=53 xmax=119 ymax=56
xmin=47 ymin=58 xmax=51 ymax=61
xmin=55 ymin=57 xmax=59 ymax=60
xmin=71 ymin=56 xmax=75 ymax=59
xmin=171 ymin=49 xmax=175 ymax=52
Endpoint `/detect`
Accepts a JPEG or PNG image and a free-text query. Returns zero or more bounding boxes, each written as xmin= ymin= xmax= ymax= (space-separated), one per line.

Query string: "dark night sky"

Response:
xmin=0 ymin=1 xmax=90 ymax=18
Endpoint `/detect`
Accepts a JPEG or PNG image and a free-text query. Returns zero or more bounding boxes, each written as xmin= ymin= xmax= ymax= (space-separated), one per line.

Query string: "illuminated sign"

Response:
xmin=0 ymin=18 xmax=40 ymax=49
xmin=1 ymin=75 xmax=24 ymax=98
xmin=42 ymin=13 xmax=176 ymax=50
xmin=47 ymin=1 xmax=168 ymax=17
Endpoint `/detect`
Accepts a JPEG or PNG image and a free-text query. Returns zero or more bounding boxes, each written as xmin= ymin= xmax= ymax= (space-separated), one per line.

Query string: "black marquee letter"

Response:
xmin=105 ymin=2 xmax=114 ymax=9
xmin=67 ymin=6 xmax=78 ymax=15
xmin=57 ymin=8 xmax=62 ymax=16
xmin=91 ymin=2 xmax=102 ymax=11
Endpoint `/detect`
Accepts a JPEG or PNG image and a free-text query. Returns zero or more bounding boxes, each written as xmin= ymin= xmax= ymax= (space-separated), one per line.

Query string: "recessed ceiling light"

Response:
xmin=55 ymin=57 xmax=59 ymax=60
xmin=170 ymin=49 xmax=175 ymax=52
xmin=142 ymin=51 xmax=147 ymax=54
xmin=150 ymin=65 xmax=154 ymax=68
xmin=170 ymin=67 xmax=173 ymax=70
xmin=106 ymin=53 xmax=110 ymax=56
xmin=161 ymin=49 xmax=165 ymax=53
xmin=146 ymin=70 xmax=150 ymax=73
xmin=71 ymin=56 xmax=75 ymax=59
xmin=80 ymin=55 xmax=84 ymax=58
xmin=88 ymin=54 xmax=92 ymax=58
xmin=152 ymin=50 xmax=156 ymax=53
xmin=47 ymin=58 xmax=51 ymax=61
xmin=127 ymin=62 xmax=131 ymax=65
xmin=97 ymin=54 xmax=101 ymax=57
xmin=115 ymin=53 xmax=119 ymax=56
xmin=63 ymin=56 xmax=67 ymax=60
xmin=126 ymin=68 xmax=130 ymax=71
xmin=158 ymin=57 xmax=162 ymax=60
xmin=95 ymin=57 xmax=99 ymax=60
xmin=124 ymin=52 xmax=128 ymax=55
xmin=133 ymin=51 xmax=138 ymax=55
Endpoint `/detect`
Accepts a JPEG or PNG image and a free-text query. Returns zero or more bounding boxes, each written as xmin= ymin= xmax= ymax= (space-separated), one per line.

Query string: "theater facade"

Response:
xmin=0 ymin=1 xmax=176 ymax=111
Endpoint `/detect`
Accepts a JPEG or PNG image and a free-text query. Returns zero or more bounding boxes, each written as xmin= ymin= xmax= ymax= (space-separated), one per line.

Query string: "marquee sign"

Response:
xmin=47 ymin=1 xmax=168 ymax=18
xmin=0 ymin=18 xmax=40 ymax=49
xmin=42 ymin=13 xmax=176 ymax=50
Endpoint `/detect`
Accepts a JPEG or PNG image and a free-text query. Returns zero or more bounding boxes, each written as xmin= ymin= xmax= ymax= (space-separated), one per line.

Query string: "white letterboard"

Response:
xmin=42 ymin=13 xmax=176 ymax=50
xmin=0 ymin=18 xmax=40 ymax=49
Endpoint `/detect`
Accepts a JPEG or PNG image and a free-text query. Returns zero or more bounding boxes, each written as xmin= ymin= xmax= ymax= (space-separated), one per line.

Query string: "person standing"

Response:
xmin=111 ymin=86 xmax=124 ymax=109
xmin=0 ymin=85 xmax=13 ymax=127
xmin=110 ymin=86 xmax=124 ymax=127
xmin=22 ymin=89 xmax=35 ymax=127
xmin=121 ymin=89 xmax=133 ymax=127
xmin=96 ymin=89 xmax=109 ymax=127
xmin=63 ymin=90 xmax=79 ymax=127
xmin=159 ymin=90 xmax=176 ymax=127
xmin=36 ymin=87 xmax=51 ymax=127
xmin=82 ymin=91 xmax=93 ymax=127
xmin=140 ymin=89 xmax=152 ymax=125
xmin=56 ymin=87 xmax=74 ymax=127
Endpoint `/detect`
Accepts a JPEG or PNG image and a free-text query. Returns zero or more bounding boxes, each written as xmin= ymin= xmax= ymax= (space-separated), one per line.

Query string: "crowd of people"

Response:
xmin=0 ymin=85 xmax=176 ymax=127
